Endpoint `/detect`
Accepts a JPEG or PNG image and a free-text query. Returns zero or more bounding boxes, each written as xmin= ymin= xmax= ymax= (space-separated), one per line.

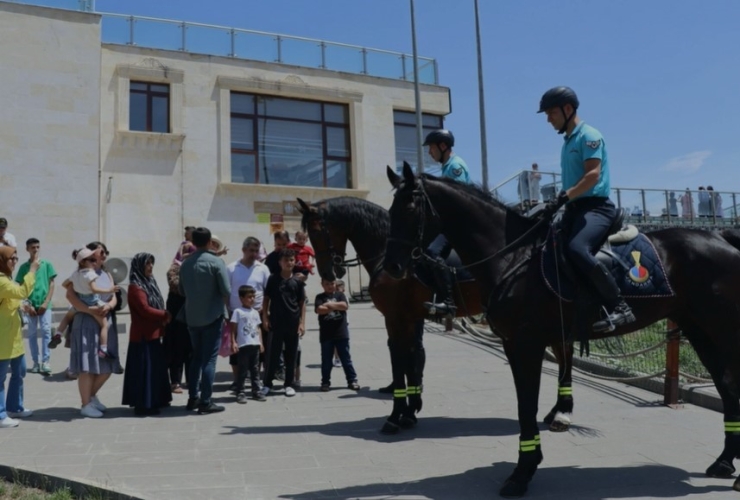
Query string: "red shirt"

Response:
xmin=287 ymin=242 xmax=315 ymax=273
xmin=128 ymin=284 xmax=167 ymax=343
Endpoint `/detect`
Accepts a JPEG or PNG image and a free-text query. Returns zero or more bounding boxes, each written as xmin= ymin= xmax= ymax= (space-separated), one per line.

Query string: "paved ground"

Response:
xmin=1 ymin=303 xmax=737 ymax=500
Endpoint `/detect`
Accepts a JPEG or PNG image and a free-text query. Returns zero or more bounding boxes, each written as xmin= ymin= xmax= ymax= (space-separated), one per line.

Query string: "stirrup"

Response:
xmin=423 ymin=301 xmax=457 ymax=316
xmin=592 ymin=304 xmax=635 ymax=333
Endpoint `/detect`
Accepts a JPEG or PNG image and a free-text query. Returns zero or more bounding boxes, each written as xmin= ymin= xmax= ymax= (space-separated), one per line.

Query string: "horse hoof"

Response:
xmin=706 ymin=459 xmax=735 ymax=478
xmin=400 ymin=415 xmax=417 ymax=429
xmin=499 ymin=478 xmax=528 ymax=498
xmin=733 ymin=477 xmax=740 ymax=491
xmin=381 ymin=421 xmax=400 ymax=435
xmin=543 ymin=411 xmax=556 ymax=426
xmin=548 ymin=412 xmax=571 ymax=433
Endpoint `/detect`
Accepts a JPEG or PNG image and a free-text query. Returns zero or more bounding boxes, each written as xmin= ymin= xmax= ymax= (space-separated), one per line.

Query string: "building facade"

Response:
xmin=0 ymin=2 xmax=451 ymax=302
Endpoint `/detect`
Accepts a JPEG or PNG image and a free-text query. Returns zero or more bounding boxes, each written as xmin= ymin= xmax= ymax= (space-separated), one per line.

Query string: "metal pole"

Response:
xmin=410 ymin=0 xmax=425 ymax=174
xmin=474 ymin=0 xmax=489 ymax=190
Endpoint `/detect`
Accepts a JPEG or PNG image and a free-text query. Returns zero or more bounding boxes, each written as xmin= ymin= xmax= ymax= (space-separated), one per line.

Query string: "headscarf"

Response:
xmin=129 ymin=253 xmax=165 ymax=310
xmin=0 ymin=246 xmax=16 ymax=276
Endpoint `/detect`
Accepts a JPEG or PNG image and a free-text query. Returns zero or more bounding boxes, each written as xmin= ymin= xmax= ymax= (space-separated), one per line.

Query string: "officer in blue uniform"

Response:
xmin=422 ymin=129 xmax=471 ymax=316
xmin=539 ymin=87 xmax=635 ymax=332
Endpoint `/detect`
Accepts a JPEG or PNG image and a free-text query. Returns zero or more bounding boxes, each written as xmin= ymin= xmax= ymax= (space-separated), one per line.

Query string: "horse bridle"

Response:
xmin=313 ymin=209 xmax=348 ymax=269
xmin=386 ymin=178 xmax=436 ymax=264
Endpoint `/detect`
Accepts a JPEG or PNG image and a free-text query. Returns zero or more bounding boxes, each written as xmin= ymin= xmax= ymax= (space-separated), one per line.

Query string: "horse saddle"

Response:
xmin=541 ymin=209 xmax=675 ymax=301
xmin=414 ymin=249 xmax=475 ymax=288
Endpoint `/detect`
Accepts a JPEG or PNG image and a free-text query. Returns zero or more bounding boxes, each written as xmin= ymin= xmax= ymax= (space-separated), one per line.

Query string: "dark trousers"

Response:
xmin=321 ymin=338 xmax=357 ymax=386
xmin=264 ymin=326 xmax=299 ymax=389
xmin=426 ymin=233 xmax=452 ymax=259
xmin=236 ymin=345 xmax=262 ymax=394
xmin=164 ymin=293 xmax=191 ymax=386
xmin=561 ymin=198 xmax=616 ymax=276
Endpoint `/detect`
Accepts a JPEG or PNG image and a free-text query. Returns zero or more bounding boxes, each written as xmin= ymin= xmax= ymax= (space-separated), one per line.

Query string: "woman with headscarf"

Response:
xmin=121 ymin=253 xmax=172 ymax=416
xmin=0 ymin=246 xmax=38 ymax=428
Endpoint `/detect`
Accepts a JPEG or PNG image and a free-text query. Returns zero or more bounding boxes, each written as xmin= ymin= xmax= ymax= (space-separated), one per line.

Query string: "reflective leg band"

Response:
xmin=393 ymin=389 xmax=407 ymax=398
xmin=519 ymin=435 xmax=541 ymax=452
xmin=725 ymin=422 xmax=740 ymax=434
xmin=558 ymin=386 xmax=573 ymax=396
xmin=407 ymin=386 xmax=421 ymax=395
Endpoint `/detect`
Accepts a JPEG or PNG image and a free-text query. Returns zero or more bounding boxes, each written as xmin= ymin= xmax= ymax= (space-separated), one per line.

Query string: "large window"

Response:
xmin=393 ymin=110 xmax=444 ymax=173
xmin=230 ymin=93 xmax=351 ymax=188
xmin=129 ymin=82 xmax=170 ymax=133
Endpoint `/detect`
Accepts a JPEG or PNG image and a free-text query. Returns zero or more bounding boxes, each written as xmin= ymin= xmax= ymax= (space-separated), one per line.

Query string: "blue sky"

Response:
xmin=94 ymin=0 xmax=740 ymax=193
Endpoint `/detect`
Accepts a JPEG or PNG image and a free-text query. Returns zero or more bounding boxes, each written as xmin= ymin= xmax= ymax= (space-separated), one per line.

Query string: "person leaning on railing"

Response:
xmin=0 ymin=246 xmax=39 ymax=428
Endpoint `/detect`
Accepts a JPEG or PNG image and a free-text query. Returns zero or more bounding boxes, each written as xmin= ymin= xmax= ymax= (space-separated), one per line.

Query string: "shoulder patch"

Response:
xmin=586 ymin=139 xmax=601 ymax=149
xmin=452 ymin=166 xmax=463 ymax=177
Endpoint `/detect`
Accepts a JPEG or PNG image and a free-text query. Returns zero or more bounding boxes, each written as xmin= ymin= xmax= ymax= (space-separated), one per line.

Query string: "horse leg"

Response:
xmin=500 ymin=338 xmax=547 ymax=498
xmin=402 ymin=319 xmax=425 ymax=426
xmin=543 ymin=342 xmax=574 ymax=432
xmin=381 ymin=331 xmax=410 ymax=435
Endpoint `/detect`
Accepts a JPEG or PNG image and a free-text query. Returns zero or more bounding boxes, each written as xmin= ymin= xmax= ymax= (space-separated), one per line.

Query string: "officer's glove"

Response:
xmin=541 ymin=190 xmax=569 ymax=220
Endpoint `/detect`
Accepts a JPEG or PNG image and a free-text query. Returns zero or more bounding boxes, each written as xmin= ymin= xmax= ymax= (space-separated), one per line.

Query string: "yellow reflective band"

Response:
xmin=725 ymin=423 xmax=740 ymax=431
xmin=407 ymin=386 xmax=420 ymax=395
xmin=393 ymin=389 xmax=407 ymax=398
xmin=520 ymin=445 xmax=537 ymax=452
xmin=558 ymin=387 xmax=573 ymax=395
xmin=519 ymin=436 xmax=541 ymax=448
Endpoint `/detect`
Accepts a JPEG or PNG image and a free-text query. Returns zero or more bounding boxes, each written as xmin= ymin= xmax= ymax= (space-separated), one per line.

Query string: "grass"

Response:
xmin=0 ymin=478 xmax=74 ymax=500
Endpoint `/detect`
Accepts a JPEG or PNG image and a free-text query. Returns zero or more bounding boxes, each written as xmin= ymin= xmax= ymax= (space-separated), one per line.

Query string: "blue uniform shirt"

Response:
xmin=561 ymin=122 xmax=610 ymax=199
xmin=440 ymin=154 xmax=471 ymax=184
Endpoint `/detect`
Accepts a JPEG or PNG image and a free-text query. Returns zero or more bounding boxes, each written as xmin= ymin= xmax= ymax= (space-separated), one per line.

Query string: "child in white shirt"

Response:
xmin=230 ymin=285 xmax=265 ymax=403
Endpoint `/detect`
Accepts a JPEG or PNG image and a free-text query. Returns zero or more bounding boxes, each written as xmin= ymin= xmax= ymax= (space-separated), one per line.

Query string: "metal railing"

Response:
xmin=494 ymin=170 xmax=740 ymax=227
xmin=4 ymin=1 xmax=438 ymax=84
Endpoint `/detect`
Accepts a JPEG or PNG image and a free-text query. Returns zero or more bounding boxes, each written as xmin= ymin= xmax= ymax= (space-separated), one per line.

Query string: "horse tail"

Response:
xmin=719 ymin=229 xmax=740 ymax=252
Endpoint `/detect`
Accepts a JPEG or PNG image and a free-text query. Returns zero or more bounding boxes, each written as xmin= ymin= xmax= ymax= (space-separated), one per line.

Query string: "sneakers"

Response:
xmin=348 ymin=381 xmax=360 ymax=391
xmin=0 ymin=417 xmax=19 ymax=428
xmin=186 ymin=397 xmax=200 ymax=411
xmin=284 ymin=387 xmax=296 ymax=397
xmin=40 ymin=363 xmax=51 ymax=376
xmin=29 ymin=363 xmax=40 ymax=374
xmin=197 ymin=402 xmax=225 ymax=414
xmin=90 ymin=395 xmax=107 ymax=412
xmin=252 ymin=391 xmax=266 ymax=402
xmin=236 ymin=393 xmax=248 ymax=404
xmin=7 ymin=409 xmax=33 ymax=418
xmin=333 ymin=357 xmax=342 ymax=368
xmin=48 ymin=333 xmax=62 ymax=349
xmin=320 ymin=384 xmax=330 ymax=392
xmin=80 ymin=403 xmax=103 ymax=418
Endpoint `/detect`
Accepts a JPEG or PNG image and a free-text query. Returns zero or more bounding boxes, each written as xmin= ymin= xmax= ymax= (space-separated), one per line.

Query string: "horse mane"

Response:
xmin=420 ymin=174 xmax=535 ymax=228
xmin=302 ymin=196 xmax=390 ymax=241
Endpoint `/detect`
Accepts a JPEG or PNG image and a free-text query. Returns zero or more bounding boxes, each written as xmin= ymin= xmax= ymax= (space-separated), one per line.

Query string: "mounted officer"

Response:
xmin=422 ymin=129 xmax=471 ymax=316
xmin=539 ymin=86 xmax=636 ymax=332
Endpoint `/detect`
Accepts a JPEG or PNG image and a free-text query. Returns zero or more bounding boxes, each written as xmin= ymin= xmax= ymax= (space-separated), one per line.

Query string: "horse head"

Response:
xmin=297 ymin=197 xmax=348 ymax=281
xmin=383 ymin=162 xmax=437 ymax=279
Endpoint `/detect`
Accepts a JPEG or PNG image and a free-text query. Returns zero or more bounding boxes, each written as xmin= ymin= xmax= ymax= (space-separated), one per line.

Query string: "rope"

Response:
xmin=585 ymin=340 xmax=667 ymax=359
xmin=678 ymin=370 xmax=713 ymax=383
xmin=571 ymin=366 xmax=667 ymax=382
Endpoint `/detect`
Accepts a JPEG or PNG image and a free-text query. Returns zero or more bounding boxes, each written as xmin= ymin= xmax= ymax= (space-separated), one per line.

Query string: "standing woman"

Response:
xmin=122 ymin=253 xmax=172 ymax=416
xmin=67 ymin=241 xmax=122 ymax=418
xmin=0 ymin=247 xmax=38 ymax=428
xmin=164 ymin=249 xmax=192 ymax=394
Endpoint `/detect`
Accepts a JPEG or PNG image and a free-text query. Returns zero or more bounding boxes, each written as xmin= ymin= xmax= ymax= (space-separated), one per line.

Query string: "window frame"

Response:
xmin=393 ymin=110 xmax=444 ymax=172
xmin=129 ymin=81 xmax=171 ymax=133
xmin=229 ymin=92 xmax=351 ymax=188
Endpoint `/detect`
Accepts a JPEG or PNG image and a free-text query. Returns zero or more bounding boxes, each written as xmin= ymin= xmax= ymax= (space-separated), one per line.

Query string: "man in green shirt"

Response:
xmin=16 ymin=238 xmax=56 ymax=375
xmin=179 ymin=227 xmax=230 ymax=415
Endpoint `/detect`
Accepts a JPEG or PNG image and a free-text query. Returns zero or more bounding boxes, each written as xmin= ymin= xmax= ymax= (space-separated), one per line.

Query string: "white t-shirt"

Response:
xmin=68 ymin=268 xmax=98 ymax=295
xmin=0 ymin=232 xmax=17 ymax=248
xmin=227 ymin=259 xmax=270 ymax=311
xmin=230 ymin=307 xmax=262 ymax=348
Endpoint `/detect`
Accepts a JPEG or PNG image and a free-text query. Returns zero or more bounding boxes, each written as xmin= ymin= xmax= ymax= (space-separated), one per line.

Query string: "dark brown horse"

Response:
xmin=384 ymin=163 xmax=740 ymax=497
xmin=297 ymin=196 xmax=576 ymax=434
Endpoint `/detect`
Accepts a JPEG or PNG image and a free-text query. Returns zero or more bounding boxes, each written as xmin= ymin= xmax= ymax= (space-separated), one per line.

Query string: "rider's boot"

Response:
xmin=423 ymin=258 xmax=457 ymax=316
xmin=589 ymin=262 xmax=636 ymax=333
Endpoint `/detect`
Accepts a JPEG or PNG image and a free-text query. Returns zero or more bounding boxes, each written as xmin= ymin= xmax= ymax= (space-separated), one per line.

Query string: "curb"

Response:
xmin=0 ymin=464 xmax=145 ymax=500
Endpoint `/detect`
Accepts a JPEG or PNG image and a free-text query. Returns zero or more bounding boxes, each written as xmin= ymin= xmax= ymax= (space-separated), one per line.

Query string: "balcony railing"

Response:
xmin=4 ymin=0 xmax=439 ymax=84
xmin=493 ymin=170 xmax=740 ymax=227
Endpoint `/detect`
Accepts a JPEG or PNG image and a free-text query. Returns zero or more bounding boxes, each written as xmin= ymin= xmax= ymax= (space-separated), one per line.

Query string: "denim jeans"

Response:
xmin=27 ymin=308 xmax=52 ymax=364
xmin=320 ymin=338 xmax=357 ymax=386
xmin=0 ymin=355 xmax=26 ymax=419
xmin=187 ymin=318 xmax=223 ymax=405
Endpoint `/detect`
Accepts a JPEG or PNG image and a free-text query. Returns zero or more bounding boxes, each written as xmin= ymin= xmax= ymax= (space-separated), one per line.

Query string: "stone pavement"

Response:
xmin=0 ymin=303 xmax=736 ymax=500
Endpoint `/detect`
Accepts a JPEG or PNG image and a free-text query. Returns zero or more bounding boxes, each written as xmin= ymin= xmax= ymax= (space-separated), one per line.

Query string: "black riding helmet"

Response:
xmin=538 ymin=86 xmax=579 ymax=135
xmin=423 ymin=129 xmax=455 ymax=149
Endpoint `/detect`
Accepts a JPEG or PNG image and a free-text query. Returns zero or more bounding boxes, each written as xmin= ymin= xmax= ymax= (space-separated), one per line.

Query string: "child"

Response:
xmin=52 ymin=248 xmax=118 ymax=359
xmin=315 ymin=278 xmax=359 ymax=392
xmin=262 ymin=249 xmax=306 ymax=397
xmin=287 ymin=231 xmax=315 ymax=278
xmin=230 ymin=285 xmax=266 ymax=403
xmin=332 ymin=280 xmax=346 ymax=367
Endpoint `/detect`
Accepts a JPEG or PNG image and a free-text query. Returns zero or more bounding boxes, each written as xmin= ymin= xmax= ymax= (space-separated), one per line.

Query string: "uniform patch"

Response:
xmin=586 ymin=139 xmax=601 ymax=149
xmin=452 ymin=167 xmax=463 ymax=177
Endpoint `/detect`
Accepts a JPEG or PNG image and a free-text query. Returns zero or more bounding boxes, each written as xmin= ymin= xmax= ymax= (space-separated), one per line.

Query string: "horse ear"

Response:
xmin=386 ymin=166 xmax=401 ymax=188
xmin=296 ymin=198 xmax=312 ymax=215
xmin=402 ymin=161 xmax=415 ymax=182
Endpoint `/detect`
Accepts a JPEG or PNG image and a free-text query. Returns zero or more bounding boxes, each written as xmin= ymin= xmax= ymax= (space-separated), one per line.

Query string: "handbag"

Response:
xmin=218 ymin=320 xmax=233 ymax=357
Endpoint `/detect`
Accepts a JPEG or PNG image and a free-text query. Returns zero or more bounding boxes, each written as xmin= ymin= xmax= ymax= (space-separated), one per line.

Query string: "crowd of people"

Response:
xmin=0 ymin=221 xmax=361 ymax=426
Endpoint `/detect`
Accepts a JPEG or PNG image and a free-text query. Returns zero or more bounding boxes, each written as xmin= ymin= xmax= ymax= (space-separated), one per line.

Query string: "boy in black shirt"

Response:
xmin=262 ymin=249 xmax=305 ymax=397
xmin=315 ymin=278 xmax=359 ymax=392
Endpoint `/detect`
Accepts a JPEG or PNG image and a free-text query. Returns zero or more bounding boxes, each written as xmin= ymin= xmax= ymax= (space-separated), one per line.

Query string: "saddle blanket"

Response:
xmin=541 ymin=231 xmax=674 ymax=302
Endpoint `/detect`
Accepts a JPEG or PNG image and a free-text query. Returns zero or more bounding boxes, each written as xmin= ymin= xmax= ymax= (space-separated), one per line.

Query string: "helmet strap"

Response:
xmin=558 ymin=105 xmax=575 ymax=135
